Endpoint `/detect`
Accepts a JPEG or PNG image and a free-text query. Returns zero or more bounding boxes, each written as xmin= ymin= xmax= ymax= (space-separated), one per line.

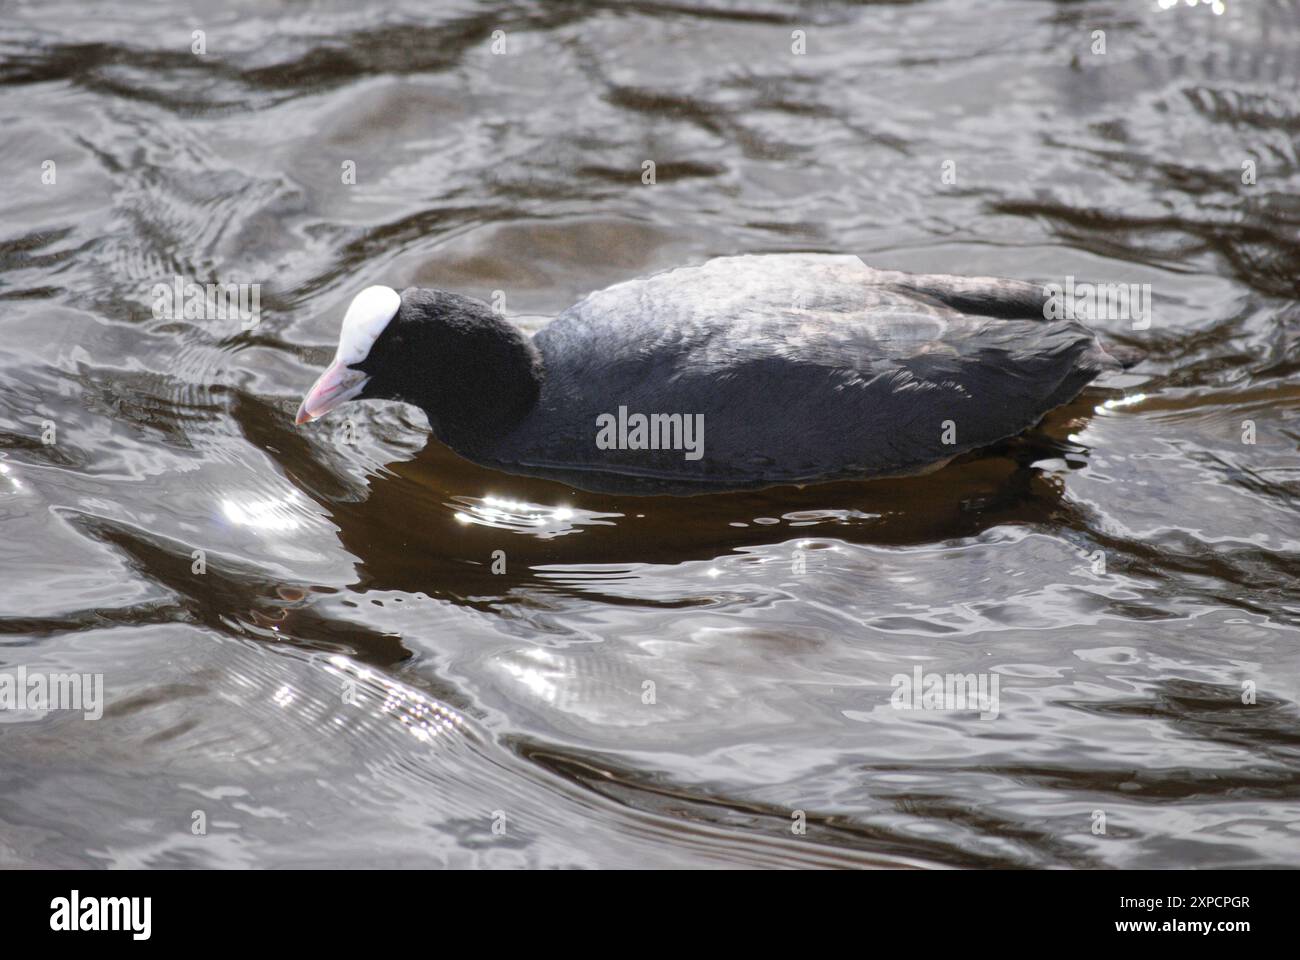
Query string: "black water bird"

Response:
xmin=296 ymin=254 xmax=1127 ymax=494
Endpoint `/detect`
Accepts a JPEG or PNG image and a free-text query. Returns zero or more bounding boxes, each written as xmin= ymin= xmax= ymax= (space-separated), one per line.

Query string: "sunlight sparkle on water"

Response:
xmin=1097 ymin=393 xmax=1148 ymax=413
xmin=0 ymin=462 xmax=21 ymax=492
xmin=455 ymin=495 xmax=576 ymax=527
xmin=221 ymin=492 xmax=305 ymax=532
xmin=1158 ymin=0 xmax=1225 ymax=14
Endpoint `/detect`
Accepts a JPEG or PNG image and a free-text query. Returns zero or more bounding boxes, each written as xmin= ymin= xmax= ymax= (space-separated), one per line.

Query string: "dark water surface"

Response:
xmin=2 ymin=0 xmax=1298 ymax=868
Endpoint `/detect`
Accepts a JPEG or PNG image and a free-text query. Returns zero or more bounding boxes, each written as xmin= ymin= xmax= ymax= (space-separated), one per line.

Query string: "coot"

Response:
xmin=296 ymin=254 xmax=1123 ymax=494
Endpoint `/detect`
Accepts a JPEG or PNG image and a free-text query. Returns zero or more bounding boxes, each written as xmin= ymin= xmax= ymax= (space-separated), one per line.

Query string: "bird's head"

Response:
xmin=295 ymin=285 xmax=543 ymax=448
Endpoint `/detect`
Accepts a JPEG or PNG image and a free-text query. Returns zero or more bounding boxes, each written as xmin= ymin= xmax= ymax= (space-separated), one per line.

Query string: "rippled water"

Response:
xmin=2 ymin=0 xmax=1298 ymax=868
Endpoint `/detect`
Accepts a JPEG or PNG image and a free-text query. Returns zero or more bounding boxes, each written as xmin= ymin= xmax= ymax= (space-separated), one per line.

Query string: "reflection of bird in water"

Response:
xmin=318 ymin=393 xmax=1105 ymax=605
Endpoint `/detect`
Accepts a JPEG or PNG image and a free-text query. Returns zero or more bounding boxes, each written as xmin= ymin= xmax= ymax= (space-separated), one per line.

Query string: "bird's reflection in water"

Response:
xmin=319 ymin=394 xmax=1109 ymax=604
